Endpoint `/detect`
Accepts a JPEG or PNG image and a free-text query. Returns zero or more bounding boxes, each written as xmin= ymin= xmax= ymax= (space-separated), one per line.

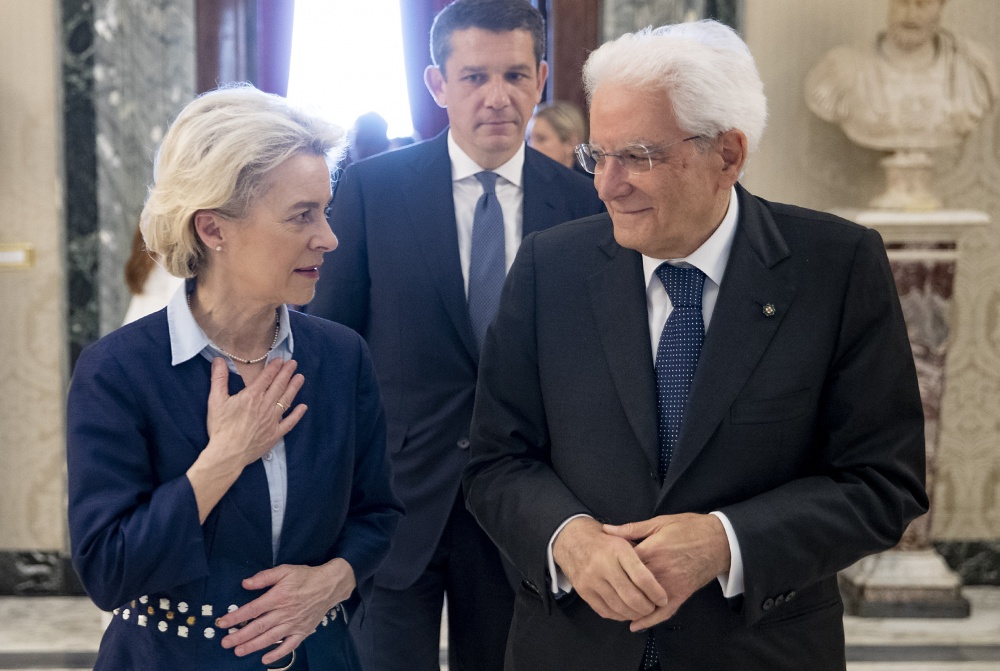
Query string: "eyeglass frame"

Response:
xmin=574 ymin=135 xmax=703 ymax=175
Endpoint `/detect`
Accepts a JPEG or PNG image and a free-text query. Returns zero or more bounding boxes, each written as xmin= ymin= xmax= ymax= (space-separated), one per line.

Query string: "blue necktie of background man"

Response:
xmin=468 ymin=171 xmax=506 ymax=351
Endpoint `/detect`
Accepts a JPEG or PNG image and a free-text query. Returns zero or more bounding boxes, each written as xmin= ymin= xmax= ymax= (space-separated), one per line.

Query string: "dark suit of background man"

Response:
xmin=307 ymin=1 xmax=602 ymax=669
xmin=464 ymin=20 xmax=928 ymax=671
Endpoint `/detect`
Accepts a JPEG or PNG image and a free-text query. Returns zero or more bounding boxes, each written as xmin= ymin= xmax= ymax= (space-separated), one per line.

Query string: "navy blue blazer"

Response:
xmin=465 ymin=184 xmax=928 ymax=670
xmin=307 ymin=130 xmax=604 ymax=589
xmin=67 ymin=309 xmax=403 ymax=670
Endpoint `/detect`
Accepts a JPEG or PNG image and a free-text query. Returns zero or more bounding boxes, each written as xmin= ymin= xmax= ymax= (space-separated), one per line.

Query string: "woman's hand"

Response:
xmin=217 ymin=559 xmax=357 ymax=664
xmin=206 ymin=357 xmax=307 ymax=469
xmin=187 ymin=357 xmax=307 ymax=522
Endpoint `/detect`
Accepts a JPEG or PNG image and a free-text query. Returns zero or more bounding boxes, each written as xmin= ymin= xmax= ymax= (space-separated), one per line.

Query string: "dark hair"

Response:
xmin=430 ymin=0 xmax=545 ymax=74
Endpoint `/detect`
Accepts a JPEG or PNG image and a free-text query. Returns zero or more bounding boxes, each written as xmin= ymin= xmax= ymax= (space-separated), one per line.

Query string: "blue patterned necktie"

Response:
xmin=643 ymin=263 xmax=706 ymax=670
xmin=468 ymin=171 xmax=506 ymax=352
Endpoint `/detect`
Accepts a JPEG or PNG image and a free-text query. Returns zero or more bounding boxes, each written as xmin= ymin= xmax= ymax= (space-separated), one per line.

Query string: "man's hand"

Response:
xmin=216 ymin=559 xmax=356 ymax=664
xmin=604 ymin=513 xmax=731 ymax=631
xmin=552 ymin=517 xmax=669 ymax=622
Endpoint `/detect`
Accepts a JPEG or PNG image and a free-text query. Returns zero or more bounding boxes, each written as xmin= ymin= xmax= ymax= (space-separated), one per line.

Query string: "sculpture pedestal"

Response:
xmin=832 ymin=208 xmax=990 ymax=617
xmin=870 ymin=151 xmax=941 ymax=211
xmin=840 ymin=550 xmax=969 ymax=617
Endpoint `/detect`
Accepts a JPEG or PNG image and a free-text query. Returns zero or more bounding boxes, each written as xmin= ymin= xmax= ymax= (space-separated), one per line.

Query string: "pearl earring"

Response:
xmin=215 ymin=245 xmax=222 ymax=252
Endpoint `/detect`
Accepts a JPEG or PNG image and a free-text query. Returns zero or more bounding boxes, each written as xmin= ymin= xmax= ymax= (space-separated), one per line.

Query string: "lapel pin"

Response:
xmin=762 ymin=303 xmax=776 ymax=317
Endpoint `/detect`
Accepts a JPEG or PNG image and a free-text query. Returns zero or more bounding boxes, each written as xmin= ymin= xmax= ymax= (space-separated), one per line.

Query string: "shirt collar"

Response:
xmin=167 ymin=279 xmax=294 ymax=366
xmin=447 ymin=129 xmax=524 ymax=188
xmin=642 ymin=185 xmax=740 ymax=289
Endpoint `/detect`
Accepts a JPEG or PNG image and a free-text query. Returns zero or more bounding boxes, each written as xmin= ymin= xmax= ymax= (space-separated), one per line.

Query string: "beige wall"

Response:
xmin=0 ymin=0 xmax=68 ymax=551
xmin=743 ymin=0 xmax=1000 ymax=539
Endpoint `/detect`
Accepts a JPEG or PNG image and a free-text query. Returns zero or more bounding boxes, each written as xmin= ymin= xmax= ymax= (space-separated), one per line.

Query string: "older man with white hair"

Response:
xmin=464 ymin=20 xmax=928 ymax=671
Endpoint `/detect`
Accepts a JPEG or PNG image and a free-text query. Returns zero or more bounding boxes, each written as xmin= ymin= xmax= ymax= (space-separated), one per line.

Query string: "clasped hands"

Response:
xmin=216 ymin=559 xmax=356 ymax=665
xmin=552 ymin=513 xmax=730 ymax=631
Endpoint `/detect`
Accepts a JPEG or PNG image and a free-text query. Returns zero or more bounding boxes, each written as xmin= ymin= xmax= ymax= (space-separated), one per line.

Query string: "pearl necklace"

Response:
xmin=187 ymin=292 xmax=281 ymax=365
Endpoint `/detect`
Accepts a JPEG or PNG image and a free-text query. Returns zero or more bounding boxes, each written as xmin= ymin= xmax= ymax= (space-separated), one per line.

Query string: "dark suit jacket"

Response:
xmin=307 ymin=130 xmax=603 ymax=589
xmin=67 ymin=310 xmax=403 ymax=671
xmin=463 ymin=184 xmax=928 ymax=670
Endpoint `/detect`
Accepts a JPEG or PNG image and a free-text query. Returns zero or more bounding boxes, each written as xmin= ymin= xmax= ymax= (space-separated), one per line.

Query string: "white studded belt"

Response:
xmin=112 ymin=594 xmax=345 ymax=641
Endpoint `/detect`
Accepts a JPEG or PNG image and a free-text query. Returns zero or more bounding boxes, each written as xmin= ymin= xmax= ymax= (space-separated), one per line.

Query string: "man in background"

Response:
xmin=464 ymin=20 xmax=927 ymax=670
xmin=307 ymin=1 xmax=602 ymax=669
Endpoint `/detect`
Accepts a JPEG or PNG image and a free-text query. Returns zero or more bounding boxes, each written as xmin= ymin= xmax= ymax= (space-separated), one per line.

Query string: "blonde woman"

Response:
xmin=528 ymin=100 xmax=590 ymax=176
xmin=67 ymin=85 xmax=402 ymax=671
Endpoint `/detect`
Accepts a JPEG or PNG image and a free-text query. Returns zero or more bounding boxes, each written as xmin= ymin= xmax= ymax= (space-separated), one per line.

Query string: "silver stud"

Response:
xmin=122 ymin=608 xmax=131 ymax=620
xmin=202 ymin=605 xmax=213 ymax=617
xmin=157 ymin=621 xmax=168 ymax=633
xmin=229 ymin=628 xmax=239 ymax=635
xmin=228 ymin=604 xmax=238 ymax=613
xmin=762 ymin=303 xmax=776 ymax=317
xmin=177 ymin=602 xmax=189 ymax=614
xmin=204 ymin=627 xmax=215 ymax=639
xmin=112 ymin=608 xmax=120 ymax=616
xmin=137 ymin=614 xmax=148 ymax=627
xmin=159 ymin=598 xmax=170 ymax=610
xmin=178 ymin=625 xmax=188 ymax=638
xmin=139 ymin=595 xmax=149 ymax=604
xmin=321 ymin=615 xmax=328 ymax=626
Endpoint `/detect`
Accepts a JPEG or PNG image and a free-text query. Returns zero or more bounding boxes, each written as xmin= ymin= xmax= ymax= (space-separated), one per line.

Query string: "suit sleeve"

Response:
xmin=464 ymin=232 xmax=591 ymax=603
xmin=721 ymin=227 xmax=928 ymax=624
xmin=67 ymin=344 xmax=209 ymax=611
xmin=331 ymin=335 xmax=404 ymax=587
xmin=306 ymin=163 xmax=370 ymax=333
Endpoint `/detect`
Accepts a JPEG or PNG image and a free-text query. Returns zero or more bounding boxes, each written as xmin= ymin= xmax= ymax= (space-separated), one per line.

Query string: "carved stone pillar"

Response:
xmin=834 ymin=208 xmax=988 ymax=617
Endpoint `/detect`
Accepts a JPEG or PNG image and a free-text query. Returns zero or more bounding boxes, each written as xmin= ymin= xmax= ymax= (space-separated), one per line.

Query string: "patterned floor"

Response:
xmin=0 ymin=588 xmax=998 ymax=670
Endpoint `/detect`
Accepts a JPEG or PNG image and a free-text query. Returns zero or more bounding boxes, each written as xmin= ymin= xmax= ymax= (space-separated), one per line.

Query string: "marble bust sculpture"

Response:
xmin=806 ymin=0 xmax=998 ymax=209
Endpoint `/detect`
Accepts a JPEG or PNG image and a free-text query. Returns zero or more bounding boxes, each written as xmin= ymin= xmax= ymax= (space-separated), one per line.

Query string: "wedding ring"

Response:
xmin=276 ymin=401 xmax=287 ymax=411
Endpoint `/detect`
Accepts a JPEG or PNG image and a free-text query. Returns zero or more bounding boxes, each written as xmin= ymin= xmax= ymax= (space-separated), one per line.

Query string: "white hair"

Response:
xmin=583 ymin=20 xmax=767 ymax=153
xmin=140 ymin=84 xmax=346 ymax=278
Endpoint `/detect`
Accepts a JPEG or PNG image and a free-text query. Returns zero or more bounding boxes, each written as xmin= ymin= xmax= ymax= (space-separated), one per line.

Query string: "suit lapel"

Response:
xmin=522 ymin=148 xmax=562 ymax=236
xmin=660 ymin=185 xmax=796 ymax=498
xmin=167 ymin=349 xmax=272 ymax=561
xmin=586 ymin=220 xmax=660 ymax=473
xmin=401 ymin=132 xmax=479 ymax=362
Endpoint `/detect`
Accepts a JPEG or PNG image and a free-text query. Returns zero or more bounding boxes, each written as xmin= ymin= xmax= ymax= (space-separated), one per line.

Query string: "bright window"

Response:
xmin=286 ymin=0 xmax=415 ymax=139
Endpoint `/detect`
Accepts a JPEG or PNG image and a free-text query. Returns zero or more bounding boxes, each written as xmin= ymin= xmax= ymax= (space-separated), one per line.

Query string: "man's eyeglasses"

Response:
xmin=575 ymin=136 xmax=702 ymax=174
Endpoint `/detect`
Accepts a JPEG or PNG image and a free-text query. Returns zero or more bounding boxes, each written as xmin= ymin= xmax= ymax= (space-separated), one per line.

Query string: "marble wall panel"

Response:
xmin=601 ymin=0 xmax=742 ymax=40
xmin=63 ymin=0 xmax=98 ymax=366
xmin=0 ymin=0 xmax=68 ymax=552
xmin=93 ymin=0 xmax=194 ymax=333
xmin=742 ymin=0 xmax=1000 ymax=543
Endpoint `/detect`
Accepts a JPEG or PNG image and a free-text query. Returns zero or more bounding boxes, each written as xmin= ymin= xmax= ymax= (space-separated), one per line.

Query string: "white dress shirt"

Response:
xmin=549 ymin=186 xmax=745 ymax=599
xmin=167 ymin=282 xmax=292 ymax=564
xmin=448 ymin=131 xmax=525 ymax=295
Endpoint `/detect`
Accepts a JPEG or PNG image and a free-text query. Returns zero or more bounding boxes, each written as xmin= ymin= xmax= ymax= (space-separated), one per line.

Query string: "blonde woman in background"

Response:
xmin=527 ymin=100 xmax=591 ymax=176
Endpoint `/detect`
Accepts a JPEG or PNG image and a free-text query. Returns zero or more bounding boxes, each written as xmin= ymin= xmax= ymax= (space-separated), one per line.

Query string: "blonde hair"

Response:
xmin=533 ymin=101 xmax=586 ymax=144
xmin=140 ymin=84 xmax=346 ymax=278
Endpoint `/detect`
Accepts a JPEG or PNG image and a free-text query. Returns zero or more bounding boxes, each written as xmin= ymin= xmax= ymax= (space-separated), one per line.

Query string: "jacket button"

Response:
xmin=762 ymin=598 xmax=774 ymax=611
xmin=457 ymin=438 xmax=471 ymax=449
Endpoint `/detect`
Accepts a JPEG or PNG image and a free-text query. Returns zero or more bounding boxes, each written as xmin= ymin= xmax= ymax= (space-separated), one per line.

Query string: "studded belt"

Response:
xmin=112 ymin=594 xmax=346 ymax=641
